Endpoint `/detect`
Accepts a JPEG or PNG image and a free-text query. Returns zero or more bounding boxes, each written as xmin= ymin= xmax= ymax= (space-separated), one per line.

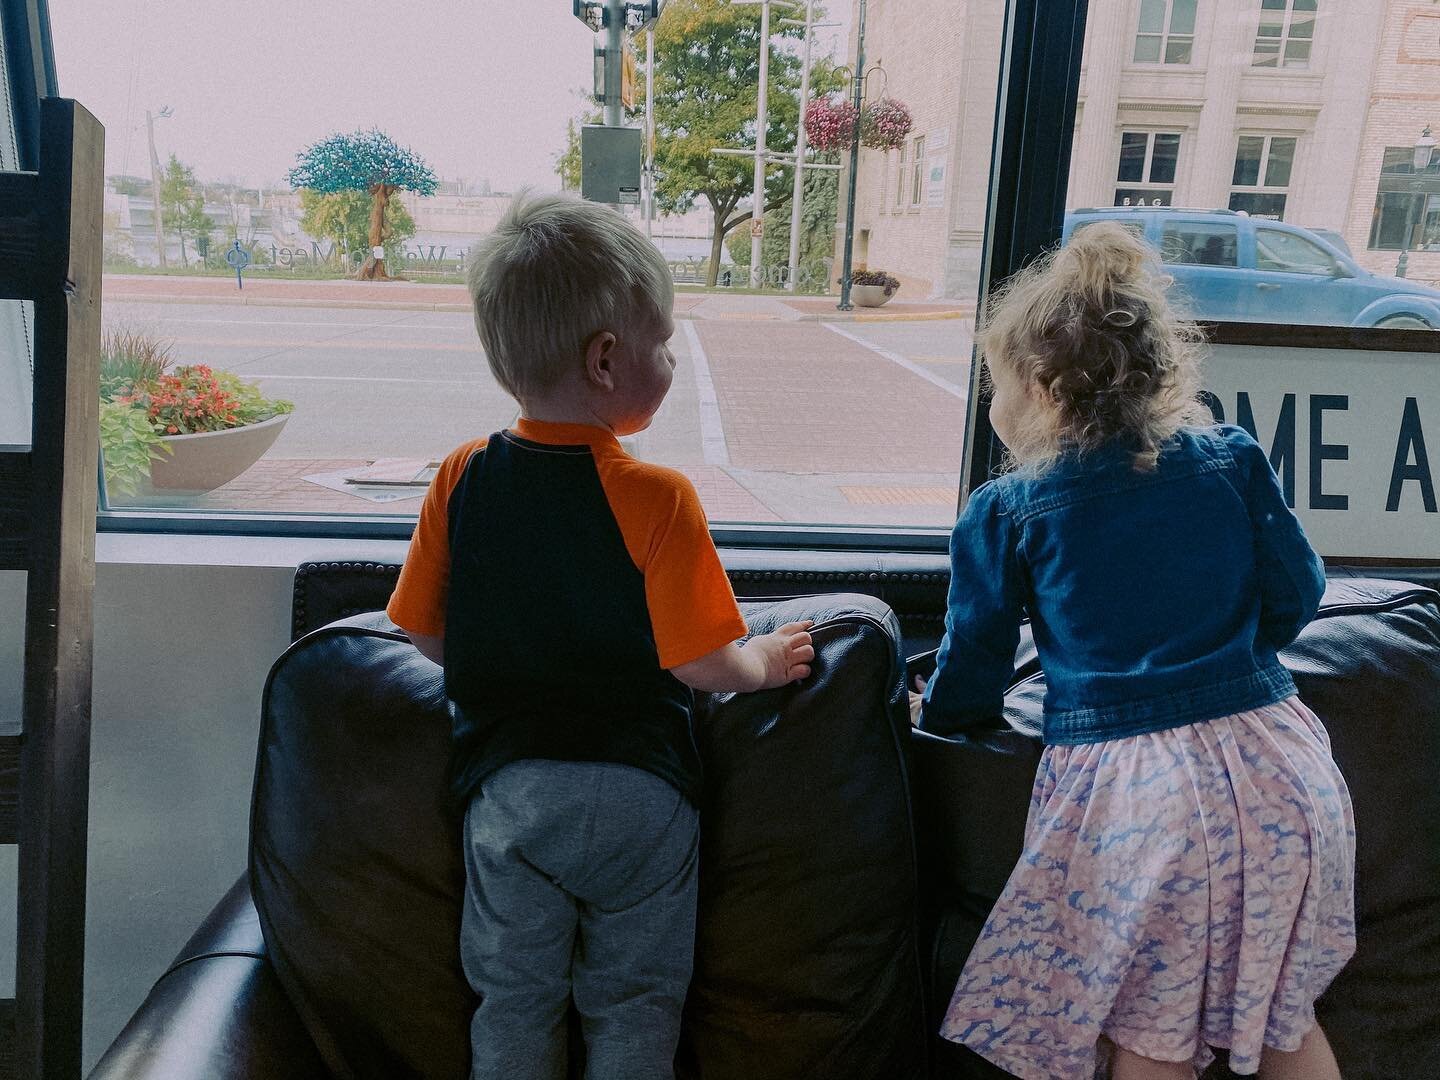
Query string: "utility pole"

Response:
xmin=782 ymin=0 xmax=817 ymax=292
xmin=735 ymin=0 xmax=778 ymax=286
xmin=837 ymin=0 xmax=866 ymax=311
xmin=645 ymin=25 xmax=656 ymax=239
xmin=145 ymin=107 xmax=172 ymax=269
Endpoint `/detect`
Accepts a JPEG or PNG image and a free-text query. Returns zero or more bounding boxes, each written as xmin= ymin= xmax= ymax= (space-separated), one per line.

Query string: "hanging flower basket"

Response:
xmin=804 ymin=97 xmax=860 ymax=153
xmin=860 ymin=97 xmax=914 ymax=151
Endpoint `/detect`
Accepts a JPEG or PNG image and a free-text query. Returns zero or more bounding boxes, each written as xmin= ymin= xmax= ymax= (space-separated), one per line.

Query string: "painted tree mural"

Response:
xmin=286 ymin=129 xmax=437 ymax=280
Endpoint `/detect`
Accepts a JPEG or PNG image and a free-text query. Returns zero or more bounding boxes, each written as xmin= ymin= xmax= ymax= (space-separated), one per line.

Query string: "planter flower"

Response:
xmin=99 ymin=330 xmax=294 ymax=499
xmin=860 ymin=98 xmax=914 ymax=151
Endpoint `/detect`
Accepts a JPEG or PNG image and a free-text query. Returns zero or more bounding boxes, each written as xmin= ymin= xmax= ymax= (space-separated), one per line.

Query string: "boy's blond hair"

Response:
xmin=978 ymin=220 xmax=1211 ymax=471
xmin=466 ymin=190 xmax=674 ymax=402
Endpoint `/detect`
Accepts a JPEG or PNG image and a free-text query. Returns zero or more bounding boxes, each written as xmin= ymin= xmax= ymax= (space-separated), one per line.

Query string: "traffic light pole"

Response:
xmin=604 ymin=0 xmax=625 ymax=126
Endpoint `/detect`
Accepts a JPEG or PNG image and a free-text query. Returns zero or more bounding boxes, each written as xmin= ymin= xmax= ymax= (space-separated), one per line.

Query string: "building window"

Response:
xmin=1114 ymin=131 xmax=1181 ymax=206
xmin=1133 ymin=0 xmax=1197 ymax=64
xmin=909 ymin=135 xmax=926 ymax=207
xmin=1253 ymin=0 xmax=1316 ymax=69
xmin=1368 ymin=146 xmax=1440 ymax=250
xmin=894 ymin=143 xmax=907 ymax=209
xmin=1228 ymin=134 xmax=1296 ymax=219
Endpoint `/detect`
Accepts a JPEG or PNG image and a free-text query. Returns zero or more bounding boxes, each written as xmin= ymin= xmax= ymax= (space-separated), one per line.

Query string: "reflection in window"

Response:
xmin=1254 ymin=0 xmax=1316 ymax=69
xmin=1134 ymin=0 xmax=1197 ymax=65
xmin=1115 ymin=131 xmax=1180 ymax=206
xmin=1368 ymin=146 xmax=1440 ymax=250
xmin=1160 ymin=222 xmax=1238 ymax=266
xmin=1229 ymin=134 xmax=1296 ymax=219
xmin=1255 ymin=228 xmax=1335 ymax=275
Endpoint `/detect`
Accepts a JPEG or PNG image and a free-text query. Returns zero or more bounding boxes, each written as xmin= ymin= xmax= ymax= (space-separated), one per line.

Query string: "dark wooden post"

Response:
xmin=0 ymin=96 xmax=103 ymax=1080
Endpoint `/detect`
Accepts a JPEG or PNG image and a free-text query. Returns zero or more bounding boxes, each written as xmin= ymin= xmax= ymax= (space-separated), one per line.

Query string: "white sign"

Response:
xmin=926 ymin=157 xmax=946 ymax=207
xmin=929 ymin=127 xmax=950 ymax=152
xmin=1205 ymin=343 xmax=1438 ymax=561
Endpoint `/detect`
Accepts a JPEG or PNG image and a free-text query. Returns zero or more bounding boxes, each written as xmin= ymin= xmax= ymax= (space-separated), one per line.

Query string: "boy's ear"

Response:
xmin=584 ymin=331 xmax=619 ymax=391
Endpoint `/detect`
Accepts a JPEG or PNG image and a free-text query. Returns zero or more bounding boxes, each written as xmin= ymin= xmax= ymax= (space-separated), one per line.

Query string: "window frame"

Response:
xmin=1132 ymin=0 xmax=1197 ymax=66
xmin=1114 ymin=129 xmax=1182 ymax=207
xmin=909 ymin=134 xmax=926 ymax=207
xmin=1228 ymin=133 xmax=1298 ymax=219
xmin=1252 ymin=0 xmax=1317 ymax=70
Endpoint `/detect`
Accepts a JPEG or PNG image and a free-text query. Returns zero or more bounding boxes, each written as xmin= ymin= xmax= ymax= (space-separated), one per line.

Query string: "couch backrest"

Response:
xmin=250 ymin=594 xmax=926 ymax=1080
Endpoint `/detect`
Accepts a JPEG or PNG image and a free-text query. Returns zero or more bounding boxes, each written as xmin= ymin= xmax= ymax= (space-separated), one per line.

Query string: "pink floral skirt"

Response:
xmin=940 ymin=696 xmax=1356 ymax=1079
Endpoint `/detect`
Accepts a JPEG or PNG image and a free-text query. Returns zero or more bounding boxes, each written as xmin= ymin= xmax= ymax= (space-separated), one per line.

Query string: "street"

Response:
xmin=104 ymin=294 xmax=974 ymax=526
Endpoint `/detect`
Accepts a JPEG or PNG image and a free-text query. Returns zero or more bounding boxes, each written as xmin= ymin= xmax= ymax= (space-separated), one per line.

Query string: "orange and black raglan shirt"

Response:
xmin=387 ymin=418 xmax=748 ymax=808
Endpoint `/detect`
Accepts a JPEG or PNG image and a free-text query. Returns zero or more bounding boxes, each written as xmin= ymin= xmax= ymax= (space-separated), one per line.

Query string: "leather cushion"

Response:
xmin=252 ymin=596 xmax=926 ymax=1080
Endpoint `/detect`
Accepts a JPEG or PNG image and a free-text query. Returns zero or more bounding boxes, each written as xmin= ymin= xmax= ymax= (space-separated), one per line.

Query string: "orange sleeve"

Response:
xmin=604 ymin=459 xmax=748 ymax=669
xmin=385 ymin=438 xmax=487 ymax=637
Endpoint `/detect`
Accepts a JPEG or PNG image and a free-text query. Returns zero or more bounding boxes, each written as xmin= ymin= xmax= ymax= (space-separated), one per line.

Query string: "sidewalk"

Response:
xmin=102 ymin=274 xmax=971 ymax=322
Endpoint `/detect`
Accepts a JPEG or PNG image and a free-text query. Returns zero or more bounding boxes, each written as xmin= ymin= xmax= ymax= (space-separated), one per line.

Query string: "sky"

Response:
xmin=47 ymin=0 xmax=852 ymax=193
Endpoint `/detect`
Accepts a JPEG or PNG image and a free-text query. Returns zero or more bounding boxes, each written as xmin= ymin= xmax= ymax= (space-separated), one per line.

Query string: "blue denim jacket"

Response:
xmin=921 ymin=424 xmax=1325 ymax=745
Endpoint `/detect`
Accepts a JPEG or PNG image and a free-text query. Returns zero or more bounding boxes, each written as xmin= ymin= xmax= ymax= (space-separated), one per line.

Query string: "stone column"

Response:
xmin=1066 ymin=1 xmax=1129 ymax=209
xmin=1187 ymin=0 xmax=1250 ymax=207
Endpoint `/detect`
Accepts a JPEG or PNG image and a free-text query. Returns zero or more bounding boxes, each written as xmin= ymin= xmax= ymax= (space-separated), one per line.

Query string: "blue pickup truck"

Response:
xmin=1062 ymin=207 xmax=1440 ymax=328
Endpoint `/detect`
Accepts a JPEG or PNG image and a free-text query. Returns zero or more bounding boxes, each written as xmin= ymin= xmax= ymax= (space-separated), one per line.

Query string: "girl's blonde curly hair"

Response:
xmin=978 ymin=220 xmax=1211 ymax=471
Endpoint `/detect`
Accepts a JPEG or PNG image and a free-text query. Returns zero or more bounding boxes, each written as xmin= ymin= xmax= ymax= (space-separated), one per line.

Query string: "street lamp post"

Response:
xmin=1398 ymin=125 xmax=1437 ymax=279
xmin=732 ymin=0 xmax=788 ymax=286
xmin=836 ymin=0 xmax=867 ymax=311
xmin=645 ymin=25 xmax=656 ymax=239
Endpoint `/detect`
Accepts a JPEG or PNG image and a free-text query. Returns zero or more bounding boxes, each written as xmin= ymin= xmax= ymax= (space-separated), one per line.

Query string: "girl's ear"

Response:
xmin=584 ymin=331 xmax=619 ymax=391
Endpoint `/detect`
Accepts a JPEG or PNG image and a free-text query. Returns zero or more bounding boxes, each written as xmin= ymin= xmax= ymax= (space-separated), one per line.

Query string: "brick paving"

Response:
xmin=693 ymin=320 xmax=966 ymax=474
xmin=124 ymin=458 xmax=779 ymax=522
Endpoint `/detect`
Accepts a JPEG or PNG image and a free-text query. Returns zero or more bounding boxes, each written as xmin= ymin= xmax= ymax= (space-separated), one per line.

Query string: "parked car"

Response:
xmin=1063 ymin=207 xmax=1440 ymax=328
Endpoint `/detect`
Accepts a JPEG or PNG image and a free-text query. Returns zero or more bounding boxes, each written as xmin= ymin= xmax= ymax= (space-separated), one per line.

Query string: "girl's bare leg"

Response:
xmin=1111 ymin=1045 xmax=1195 ymax=1080
xmin=1258 ymin=1025 xmax=1341 ymax=1080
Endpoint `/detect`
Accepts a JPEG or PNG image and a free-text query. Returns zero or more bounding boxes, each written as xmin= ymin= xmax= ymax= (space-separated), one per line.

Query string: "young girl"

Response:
xmin=916 ymin=222 xmax=1356 ymax=1080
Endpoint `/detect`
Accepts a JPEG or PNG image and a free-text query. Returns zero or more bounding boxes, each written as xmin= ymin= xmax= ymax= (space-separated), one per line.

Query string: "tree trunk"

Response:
xmin=358 ymin=183 xmax=393 ymax=281
xmin=707 ymin=214 xmax=726 ymax=288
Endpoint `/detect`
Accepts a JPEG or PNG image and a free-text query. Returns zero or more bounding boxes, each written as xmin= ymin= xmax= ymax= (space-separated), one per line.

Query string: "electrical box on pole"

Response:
xmin=581 ymin=124 xmax=642 ymax=206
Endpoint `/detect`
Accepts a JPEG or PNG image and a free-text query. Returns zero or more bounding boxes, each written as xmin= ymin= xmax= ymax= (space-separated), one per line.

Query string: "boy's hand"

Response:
xmin=746 ymin=620 xmax=815 ymax=690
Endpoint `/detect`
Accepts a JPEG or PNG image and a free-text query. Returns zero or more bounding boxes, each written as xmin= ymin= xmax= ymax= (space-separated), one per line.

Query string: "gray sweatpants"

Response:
xmin=461 ymin=760 xmax=699 ymax=1080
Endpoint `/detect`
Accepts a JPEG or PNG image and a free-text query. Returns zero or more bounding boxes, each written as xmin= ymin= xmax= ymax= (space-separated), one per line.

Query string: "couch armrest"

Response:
xmin=87 ymin=877 xmax=326 ymax=1080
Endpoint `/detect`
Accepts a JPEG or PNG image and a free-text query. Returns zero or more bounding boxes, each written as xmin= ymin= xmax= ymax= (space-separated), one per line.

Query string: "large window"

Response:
xmin=1115 ymin=131 xmax=1181 ymax=206
xmin=1253 ymin=0 xmax=1316 ymax=69
xmin=1229 ymin=134 xmax=1296 ymax=219
xmin=1368 ymin=146 xmax=1440 ymax=252
xmin=1133 ymin=0 xmax=1197 ymax=65
xmin=51 ymin=0 xmax=1003 ymax=532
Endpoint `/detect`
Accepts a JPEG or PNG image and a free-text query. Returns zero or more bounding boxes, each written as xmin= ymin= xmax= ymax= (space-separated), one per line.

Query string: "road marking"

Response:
xmin=104 ymin=315 xmax=471 ymax=331
xmin=840 ymin=485 xmax=958 ymax=506
xmin=681 ymin=320 xmax=731 ymax=467
xmin=161 ymin=335 xmax=480 ymax=353
xmin=244 ymin=374 xmax=486 ymax=385
xmin=822 ymin=322 xmax=968 ymax=398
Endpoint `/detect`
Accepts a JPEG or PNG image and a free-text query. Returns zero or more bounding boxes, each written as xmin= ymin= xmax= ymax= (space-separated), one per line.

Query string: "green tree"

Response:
xmin=158 ymin=155 xmax=213 ymax=268
xmin=286 ymin=129 xmax=438 ymax=280
xmin=644 ymin=0 xmax=842 ymax=286
xmin=298 ymin=188 xmax=417 ymax=269
xmin=725 ymin=153 xmax=839 ymax=291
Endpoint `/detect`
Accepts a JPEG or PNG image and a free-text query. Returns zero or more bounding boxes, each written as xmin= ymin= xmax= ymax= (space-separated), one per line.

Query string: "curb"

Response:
xmin=104 ymin=291 xmax=974 ymax=324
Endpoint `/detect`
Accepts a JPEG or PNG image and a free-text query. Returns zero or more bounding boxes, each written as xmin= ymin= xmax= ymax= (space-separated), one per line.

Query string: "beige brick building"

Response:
xmin=841 ymin=0 xmax=1440 ymax=299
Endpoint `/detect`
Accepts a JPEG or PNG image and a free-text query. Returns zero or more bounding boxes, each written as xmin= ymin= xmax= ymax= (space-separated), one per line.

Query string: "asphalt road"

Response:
xmin=104 ymin=300 xmax=976 ymax=526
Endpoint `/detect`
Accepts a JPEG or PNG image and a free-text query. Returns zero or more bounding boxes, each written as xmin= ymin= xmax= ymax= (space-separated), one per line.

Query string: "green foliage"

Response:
xmin=286 ymin=129 xmax=439 ymax=196
xmin=298 ymin=188 xmax=417 ymax=264
xmin=645 ymin=1 xmax=844 ymax=245
xmin=158 ymin=155 xmax=213 ymax=266
xmin=724 ymin=154 xmax=839 ymax=291
xmin=99 ymin=400 xmax=168 ymax=499
xmin=100 ymin=326 xmax=172 ymax=401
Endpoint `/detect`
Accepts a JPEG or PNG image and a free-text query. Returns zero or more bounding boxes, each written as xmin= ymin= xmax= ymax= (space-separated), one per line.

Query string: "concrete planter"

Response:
xmin=851 ymin=284 xmax=896 ymax=308
xmin=145 ymin=413 xmax=289 ymax=495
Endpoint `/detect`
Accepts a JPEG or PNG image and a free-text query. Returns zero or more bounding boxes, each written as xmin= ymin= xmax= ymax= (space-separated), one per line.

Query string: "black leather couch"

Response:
xmin=89 ymin=561 xmax=1440 ymax=1079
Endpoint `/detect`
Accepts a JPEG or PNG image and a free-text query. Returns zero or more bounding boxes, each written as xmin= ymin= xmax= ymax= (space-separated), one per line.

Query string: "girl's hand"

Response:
xmin=908 ymin=674 xmax=927 ymax=727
